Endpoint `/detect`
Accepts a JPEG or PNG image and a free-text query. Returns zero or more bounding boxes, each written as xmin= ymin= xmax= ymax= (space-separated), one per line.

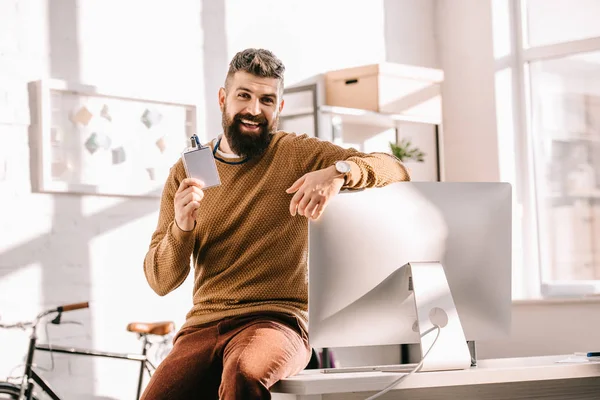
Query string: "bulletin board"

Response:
xmin=29 ymin=80 xmax=197 ymax=197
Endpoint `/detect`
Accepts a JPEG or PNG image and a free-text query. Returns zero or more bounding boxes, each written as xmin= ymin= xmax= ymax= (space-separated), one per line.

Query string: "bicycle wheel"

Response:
xmin=0 ymin=382 xmax=39 ymax=400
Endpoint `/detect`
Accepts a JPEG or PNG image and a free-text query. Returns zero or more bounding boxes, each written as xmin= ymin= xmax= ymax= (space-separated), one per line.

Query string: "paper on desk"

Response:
xmin=556 ymin=355 xmax=590 ymax=364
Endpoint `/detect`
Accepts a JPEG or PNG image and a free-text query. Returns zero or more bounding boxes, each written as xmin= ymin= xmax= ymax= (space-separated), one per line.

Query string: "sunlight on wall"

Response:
xmin=88 ymin=212 xmax=192 ymax=349
xmin=436 ymin=0 xmax=500 ymax=182
xmin=80 ymin=196 xmax=142 ymax=218
xmin=88 ymin=212 xmax=194 ymax=399
xmin=225 ymin=0 xmax=388 ymax=85
xmin=491 ymin=1 xmax=528 ymax=299
xmin=494 ymin=69 xmax=516 ymax=184
xmin=0 ymin=1 xmax=204 ymax=396
xmin=339 ymin=124 xmax=395 ymax=153
xmin=76 ymin=0 xmax=203 ymax=95
xmin=0 ymin=263 xmax=42 ymax=380
xmin=0 ymin=197 xmax=53 ymax=257
xmin=491 ymin=0 xmax=512 ymax=60
xmin=363 ymin=129 xmax=396 ymax=153
xmin=0 ymin=263 xmax=43 ymax=317
xmin=494 ymin=67 xmax=527 ymax=299
xmin=79 ymin=195 xmax=160 ymax=219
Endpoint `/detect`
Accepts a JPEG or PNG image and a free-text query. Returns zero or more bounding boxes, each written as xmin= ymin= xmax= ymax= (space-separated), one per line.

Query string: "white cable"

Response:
xmin=364 ymin=324 xmax=442 ymax=400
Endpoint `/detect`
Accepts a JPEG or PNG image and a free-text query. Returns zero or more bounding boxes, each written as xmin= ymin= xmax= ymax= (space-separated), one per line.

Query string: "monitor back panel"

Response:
xmin=308 ymin=182 xmax=512 ymax=349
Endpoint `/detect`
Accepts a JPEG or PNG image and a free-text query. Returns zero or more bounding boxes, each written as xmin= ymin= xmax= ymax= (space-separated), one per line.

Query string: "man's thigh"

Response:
xmin=141 ymin=325 xmax=221 ymax=400
xmin=222 ymin=318 xmax=311 ymax=388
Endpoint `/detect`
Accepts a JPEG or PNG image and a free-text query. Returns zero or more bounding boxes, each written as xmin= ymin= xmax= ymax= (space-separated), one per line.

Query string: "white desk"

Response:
xmin=271 ymin=355 xmax=600 ymax=400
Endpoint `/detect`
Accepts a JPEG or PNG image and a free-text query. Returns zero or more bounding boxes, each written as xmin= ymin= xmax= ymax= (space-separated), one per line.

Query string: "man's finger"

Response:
xmin=311 ymin=203 xmax=327 ymax=221
xmin=176 ymin=185 xmax=203 ymax=200
xmin=183 ymin=191 xmax=204 ymax=206
xmin=304 ymin=199 xmax=320 ymax=219
xmin=289 ymin=190 xmax=305 ymax=216
xmin=175 ymin=187 xmax=203 ymax=210
xmin=286 ymin=176 xmax=305 ymax=194
xmin=185 ymin=177 xmax=205 ymax=187
xmin=177 ymin=178 xmax=205 ymax=194
xmin=299 ymin=196 xmax=316 ymax=217
xmin=182 ymin=201 xmax=200 ymax=216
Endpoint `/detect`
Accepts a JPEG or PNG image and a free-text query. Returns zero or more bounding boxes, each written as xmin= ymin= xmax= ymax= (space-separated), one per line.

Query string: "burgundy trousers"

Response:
xmin=140 ymin=312 xmax=311 ymax=400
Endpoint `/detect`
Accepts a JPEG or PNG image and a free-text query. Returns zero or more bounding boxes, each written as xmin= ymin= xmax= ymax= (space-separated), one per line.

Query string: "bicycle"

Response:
xmin=0 ymin=302 xmax=175 ymax=400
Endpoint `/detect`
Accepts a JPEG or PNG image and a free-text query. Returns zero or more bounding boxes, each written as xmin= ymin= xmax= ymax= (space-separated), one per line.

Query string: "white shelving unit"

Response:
xmin=280 ymin=80 xmax=442 ymax=182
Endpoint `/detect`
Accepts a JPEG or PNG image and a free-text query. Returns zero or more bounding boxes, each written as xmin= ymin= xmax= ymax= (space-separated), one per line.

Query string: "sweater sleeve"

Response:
xmin=143 ymin=160 xmax=196 ymax=296
xmin=292 ymin=134 xmax=411 ymax=188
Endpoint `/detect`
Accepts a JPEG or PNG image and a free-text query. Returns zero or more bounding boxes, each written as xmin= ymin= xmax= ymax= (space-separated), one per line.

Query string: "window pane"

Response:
xmin=525 ymin=0 xmax=600 ymax=47
xmin=529 ymin=51 xmax=600 ymax=283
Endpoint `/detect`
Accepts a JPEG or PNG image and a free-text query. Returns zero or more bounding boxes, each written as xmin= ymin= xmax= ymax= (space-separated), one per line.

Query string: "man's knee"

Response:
xmin=238 ymin=356 xmax=273 ymax=385
xmin=220 ymin=358 xmax=271 ymax=399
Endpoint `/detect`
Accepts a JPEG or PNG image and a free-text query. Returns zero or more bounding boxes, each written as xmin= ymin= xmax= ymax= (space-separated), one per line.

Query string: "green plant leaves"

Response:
xmin=389 ymin=138 xmax=425 ymax=162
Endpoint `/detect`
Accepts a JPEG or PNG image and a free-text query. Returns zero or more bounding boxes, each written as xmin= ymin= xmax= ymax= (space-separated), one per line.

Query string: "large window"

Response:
xmin=530 ymin=52 xmax=600 ymax=284
xmin=509 ymin=0 xmax=600 ymax=297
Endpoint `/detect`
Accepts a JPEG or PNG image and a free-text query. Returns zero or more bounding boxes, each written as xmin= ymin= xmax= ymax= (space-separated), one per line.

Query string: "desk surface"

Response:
xmin=272 ymin=355 xmax=600 ymax=400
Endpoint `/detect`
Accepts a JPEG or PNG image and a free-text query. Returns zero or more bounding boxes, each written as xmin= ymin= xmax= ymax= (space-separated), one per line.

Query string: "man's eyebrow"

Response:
xmin=237 ymin=87 xmax=276 ymax=98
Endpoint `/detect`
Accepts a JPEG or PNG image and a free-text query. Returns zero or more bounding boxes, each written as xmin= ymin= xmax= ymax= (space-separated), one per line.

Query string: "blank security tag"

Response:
xmin=181 ymin=146 xmax=221 ymax=189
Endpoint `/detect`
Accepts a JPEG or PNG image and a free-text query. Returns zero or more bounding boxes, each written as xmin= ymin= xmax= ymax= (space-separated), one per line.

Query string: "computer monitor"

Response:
xmin=308 ymin=182 xmax=512 ymax=350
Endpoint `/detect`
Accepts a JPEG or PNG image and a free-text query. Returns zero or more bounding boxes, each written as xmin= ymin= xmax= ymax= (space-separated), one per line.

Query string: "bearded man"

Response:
xmin=140 ymin=48 xmax=410 ymax=400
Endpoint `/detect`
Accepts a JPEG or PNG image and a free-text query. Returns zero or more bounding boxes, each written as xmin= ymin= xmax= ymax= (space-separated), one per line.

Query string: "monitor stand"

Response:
xmin=322 ymin=261 xmax=472 ymax=374
xmin=403 ymin=261 xmax=472 ymax=372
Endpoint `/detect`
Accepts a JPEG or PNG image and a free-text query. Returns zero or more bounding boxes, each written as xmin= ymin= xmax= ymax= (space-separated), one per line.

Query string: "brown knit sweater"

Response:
xmin=143 ymin=131 xmax=410 ymax=334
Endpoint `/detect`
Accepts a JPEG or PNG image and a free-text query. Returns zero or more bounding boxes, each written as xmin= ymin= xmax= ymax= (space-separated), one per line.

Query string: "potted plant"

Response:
xmin=389 ymin=138 xmax=425 ymax=163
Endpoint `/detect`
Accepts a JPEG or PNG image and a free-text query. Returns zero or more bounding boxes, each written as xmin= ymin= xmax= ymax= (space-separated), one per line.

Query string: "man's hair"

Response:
xmin=225 ymin=48 xmax=285 ymax=94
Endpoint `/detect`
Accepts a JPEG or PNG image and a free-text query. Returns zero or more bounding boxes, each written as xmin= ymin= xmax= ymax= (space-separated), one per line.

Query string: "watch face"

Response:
xmin=336 ymin=161 xmax=351 ymax=174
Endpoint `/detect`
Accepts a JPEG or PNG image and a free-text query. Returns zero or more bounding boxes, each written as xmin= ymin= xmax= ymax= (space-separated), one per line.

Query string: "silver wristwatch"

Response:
xmin=334 ymin=161 xmax=351 ymax=184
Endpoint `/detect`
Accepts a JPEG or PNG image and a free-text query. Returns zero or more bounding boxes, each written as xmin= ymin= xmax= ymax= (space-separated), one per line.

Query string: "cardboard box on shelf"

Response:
xmin=324 ymin=63 xmax=444 ymax=119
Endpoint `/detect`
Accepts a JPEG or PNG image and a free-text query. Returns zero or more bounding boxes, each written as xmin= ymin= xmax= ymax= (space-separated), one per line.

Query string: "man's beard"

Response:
xmin=221 ymin=107 xmax=278 ymax=159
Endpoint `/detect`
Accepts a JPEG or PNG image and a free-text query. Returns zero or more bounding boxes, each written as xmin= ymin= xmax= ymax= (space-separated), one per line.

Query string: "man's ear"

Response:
xmin=218 ymin=87 xmax=226 ymax=112
xmin=278 ymin=98 xmax=285 ymax=114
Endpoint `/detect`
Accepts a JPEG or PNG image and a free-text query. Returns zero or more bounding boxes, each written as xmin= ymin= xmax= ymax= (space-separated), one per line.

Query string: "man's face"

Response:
xmin=219 ymin=71 xmax=284 ymax=159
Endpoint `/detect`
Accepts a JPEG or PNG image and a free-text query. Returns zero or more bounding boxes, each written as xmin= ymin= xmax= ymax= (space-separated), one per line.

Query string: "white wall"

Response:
xmin=225 ymin=0 xmax=388 ymax=85
xmin=384 ymin=0 xmax=439 ymax=69
xmin=436 ymin=0 xmax=501 ymax=182
xmin=478 ymin=299 xmax=600 ymax=359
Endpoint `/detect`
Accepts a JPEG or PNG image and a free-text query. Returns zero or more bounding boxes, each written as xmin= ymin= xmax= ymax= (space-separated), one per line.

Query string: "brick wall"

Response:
xmin=0 ymin=1 xmax=203 ymax=398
